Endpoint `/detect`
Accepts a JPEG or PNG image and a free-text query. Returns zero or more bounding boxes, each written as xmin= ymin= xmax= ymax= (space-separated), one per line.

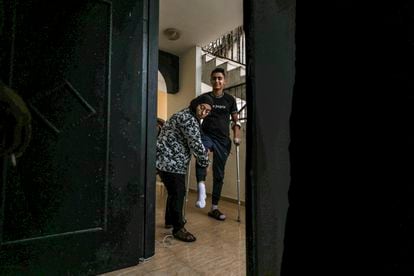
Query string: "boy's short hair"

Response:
xmin=211 ymin=67 xmax=226 ymax=77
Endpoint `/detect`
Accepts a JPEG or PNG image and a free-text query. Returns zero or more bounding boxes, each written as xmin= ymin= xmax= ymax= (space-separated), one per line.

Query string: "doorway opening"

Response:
xmin=153 ymin=0 xmax=246 ymax=274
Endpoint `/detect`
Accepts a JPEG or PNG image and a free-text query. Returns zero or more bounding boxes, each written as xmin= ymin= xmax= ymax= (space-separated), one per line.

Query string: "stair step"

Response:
xmin=226 ymin=67 xmax=245 ymax=86
xmin=203 ymin=53 xmax=215 ymax=63
xmin=226 ymin=63 xmax=238 ymax=71
xmin=201 ymin=82 xmax=212 ymax=94
xmin=240 ymin=67 xmax=246 ymax=77
xmin=202 ymin=51 xmax=244 ymax=68
xmin=215 ymin=61 xmax=229 ymax=71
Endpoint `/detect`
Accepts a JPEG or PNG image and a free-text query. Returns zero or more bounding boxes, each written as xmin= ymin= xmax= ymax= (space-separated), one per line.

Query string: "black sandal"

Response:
xmin=208 ymin=209 xmax=226 ymax=221
xmin=173 ymin=228 xmax=196 ymax=242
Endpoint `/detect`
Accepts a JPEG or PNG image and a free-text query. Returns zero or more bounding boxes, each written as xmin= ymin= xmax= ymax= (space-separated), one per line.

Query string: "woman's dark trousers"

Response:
xmin=158 ymin=171 xmax=186 ymax=233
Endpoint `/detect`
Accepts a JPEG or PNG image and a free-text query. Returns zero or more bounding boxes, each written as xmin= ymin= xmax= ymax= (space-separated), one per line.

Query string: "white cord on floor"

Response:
xmin=162 ymin=234 xmax=174 ymax=246
xmin=155 ymin=233 xmax=174 ymax=248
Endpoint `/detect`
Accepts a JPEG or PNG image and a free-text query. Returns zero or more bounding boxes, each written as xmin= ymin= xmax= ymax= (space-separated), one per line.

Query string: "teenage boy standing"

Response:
xmin=195 ymin=67 xmax=241 ymax=221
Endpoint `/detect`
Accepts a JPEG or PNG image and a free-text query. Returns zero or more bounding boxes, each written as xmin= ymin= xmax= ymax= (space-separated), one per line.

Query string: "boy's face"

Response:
xmin=210 ymin=72 xmax=226 ymax=91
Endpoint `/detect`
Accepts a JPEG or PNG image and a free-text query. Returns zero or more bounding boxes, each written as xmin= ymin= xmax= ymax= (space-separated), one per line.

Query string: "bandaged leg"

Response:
xmin=195 ymin=181 xmax=206 ymax=208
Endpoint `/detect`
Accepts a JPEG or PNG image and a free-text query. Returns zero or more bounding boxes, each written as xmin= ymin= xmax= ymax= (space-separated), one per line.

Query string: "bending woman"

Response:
xmin=156 ymin=93 xmax=213 ymax=242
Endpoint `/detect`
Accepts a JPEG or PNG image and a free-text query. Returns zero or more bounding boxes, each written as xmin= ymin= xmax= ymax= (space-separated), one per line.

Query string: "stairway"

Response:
xmin=201 ymin=52 xmax=246 ymax=100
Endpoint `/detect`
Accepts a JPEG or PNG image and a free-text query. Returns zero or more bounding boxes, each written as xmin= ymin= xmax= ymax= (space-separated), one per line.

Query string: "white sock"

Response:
xmin=211 ymin=205 xmax=225 ymax=219
xmin=195 ymin=182 xmax=206 ymax=208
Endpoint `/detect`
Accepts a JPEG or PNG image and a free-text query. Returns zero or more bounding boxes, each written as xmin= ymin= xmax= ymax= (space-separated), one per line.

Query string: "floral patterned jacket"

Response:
xmin=156 ymin=108 xmax=209 ymax=174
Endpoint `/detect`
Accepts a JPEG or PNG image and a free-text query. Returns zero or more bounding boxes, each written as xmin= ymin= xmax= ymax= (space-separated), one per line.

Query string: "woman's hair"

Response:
xmin=189 ymin=93 xmax=214 ymax=112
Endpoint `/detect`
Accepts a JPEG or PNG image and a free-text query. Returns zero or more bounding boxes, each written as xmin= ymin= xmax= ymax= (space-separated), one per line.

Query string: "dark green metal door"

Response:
xmin=0 ymin=0 xmax=158 ymax=274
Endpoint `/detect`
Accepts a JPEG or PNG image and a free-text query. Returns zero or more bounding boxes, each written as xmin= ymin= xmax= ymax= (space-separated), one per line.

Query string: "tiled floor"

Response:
xmin=101 ymin=184 xmax=246 ymax=276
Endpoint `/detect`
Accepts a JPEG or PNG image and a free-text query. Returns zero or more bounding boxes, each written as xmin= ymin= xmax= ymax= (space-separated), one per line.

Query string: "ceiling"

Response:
xmin=159 ymin=0 xmax=243 ymax=56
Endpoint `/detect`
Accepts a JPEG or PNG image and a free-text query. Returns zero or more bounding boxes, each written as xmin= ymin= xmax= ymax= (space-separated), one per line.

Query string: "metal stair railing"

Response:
xmin=224 ymin=83 xmax=247 ymax=122
xmin=202 ymin=26 xmax=246 ymax=65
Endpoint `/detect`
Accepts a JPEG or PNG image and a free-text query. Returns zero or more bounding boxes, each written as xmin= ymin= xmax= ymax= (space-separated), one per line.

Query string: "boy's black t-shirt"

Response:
xmin=201 ymin=92 xmax=238 ymax=140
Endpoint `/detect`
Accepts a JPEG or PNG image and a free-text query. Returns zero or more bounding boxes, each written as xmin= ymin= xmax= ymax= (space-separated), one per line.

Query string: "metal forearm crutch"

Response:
xmin=183 ymin=158 xmax=191 ymax=223
xmin=236 ymin=144 xmax=241 ymax=222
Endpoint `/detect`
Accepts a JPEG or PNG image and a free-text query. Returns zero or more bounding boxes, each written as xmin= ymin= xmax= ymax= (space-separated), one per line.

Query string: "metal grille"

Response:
xmin=202 ymin=26 xmax=245 ymax=65
xmin=225 ymin=83 xmax=246 ymax=122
